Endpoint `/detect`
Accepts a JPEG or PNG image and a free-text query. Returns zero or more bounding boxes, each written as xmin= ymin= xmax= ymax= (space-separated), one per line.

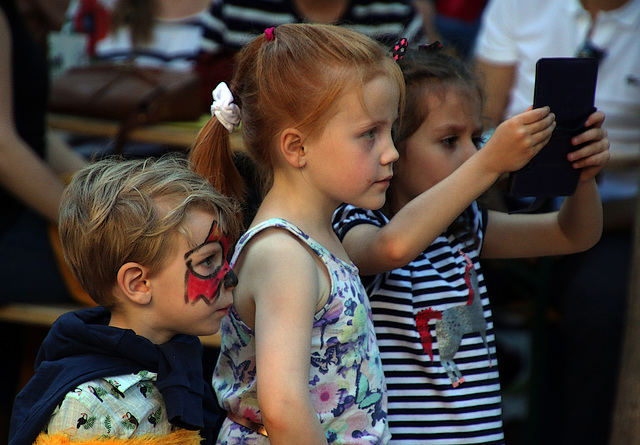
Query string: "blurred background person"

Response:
xmin=0 ymin=0 xmax=87 ymax=306
xmin=63 ymin=0 xmax=229 ymax=99
xmin=58 ymin=0 xmax=429 ymax=159
xmin=414 ymin=0 xmax=488 ymax=59
xmin=473 ymin=0 xmax=640 ymax=443
xmin=207 ymin=0 xmax=428 ymax=54
xmin=62 ymin=0 xmax=429 ymax=107
xmin=58 ymin=0 xmax=231 ymax=157
xmin=0 ymin=0 xmax=88 ymax=439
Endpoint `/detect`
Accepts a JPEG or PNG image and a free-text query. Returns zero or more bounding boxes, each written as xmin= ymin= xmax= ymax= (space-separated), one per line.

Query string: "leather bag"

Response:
xmin=49 ymin=63 xmax=204 ymax=153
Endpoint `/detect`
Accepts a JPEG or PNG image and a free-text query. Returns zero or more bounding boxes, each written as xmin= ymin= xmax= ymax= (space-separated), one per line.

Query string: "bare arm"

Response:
xmin=482 ymin=111 xmax=609 ymax=258
xmin=481 ymin=180 xmax=602 ymax=258
xmin=0 ymin=12 xmax=69 ymax=224
xmin=343 ymin=107 xmax=555 ymax=276
xmin=475 ymin=59 xmax=516 ymax=127
xmin=46 ymin=131 xmax=87 ymax=178
xmin=235 ymin=231 xmax=326 ymax=444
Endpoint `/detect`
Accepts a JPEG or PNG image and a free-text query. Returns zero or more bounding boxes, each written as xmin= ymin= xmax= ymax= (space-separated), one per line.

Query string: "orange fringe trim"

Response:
xmin=33 ymin=429 xmax=203 ymax=445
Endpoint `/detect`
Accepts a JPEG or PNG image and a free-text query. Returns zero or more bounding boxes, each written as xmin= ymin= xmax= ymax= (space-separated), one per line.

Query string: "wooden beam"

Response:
xmin=47 ymin=113 xmax=245 ymax=151
xmin=0 ymin=303 xmax=221 ymax=348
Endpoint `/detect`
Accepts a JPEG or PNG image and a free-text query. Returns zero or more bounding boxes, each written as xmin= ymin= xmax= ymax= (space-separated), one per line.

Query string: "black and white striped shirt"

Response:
xmin=205 ymin=0 xmax=427 ymax=53
xmin=333 ymin=203 xmax=505 ymax=444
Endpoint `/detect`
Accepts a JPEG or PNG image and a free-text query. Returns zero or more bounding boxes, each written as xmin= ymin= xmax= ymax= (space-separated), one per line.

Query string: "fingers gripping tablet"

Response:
xmin=508 ymin=57 xmax=598 ymax=204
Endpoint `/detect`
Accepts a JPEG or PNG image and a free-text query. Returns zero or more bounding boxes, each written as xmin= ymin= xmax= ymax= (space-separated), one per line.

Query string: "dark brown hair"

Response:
xmin=388 ymin=46 xmax=485 ymax=244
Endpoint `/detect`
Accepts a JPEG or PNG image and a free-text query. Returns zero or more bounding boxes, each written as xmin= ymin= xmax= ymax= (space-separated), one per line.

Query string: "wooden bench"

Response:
xmin=0 ymin=302 xmax=221 ymax=348
xmin=48 ymin=113 xmax=245 ymax=151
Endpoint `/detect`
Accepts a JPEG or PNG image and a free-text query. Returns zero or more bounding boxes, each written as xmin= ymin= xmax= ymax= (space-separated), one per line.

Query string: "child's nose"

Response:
xmin=223 ymin=269 xmax=238 ymax=290
xmin=382 ymin=140 xmax=399 ymax=165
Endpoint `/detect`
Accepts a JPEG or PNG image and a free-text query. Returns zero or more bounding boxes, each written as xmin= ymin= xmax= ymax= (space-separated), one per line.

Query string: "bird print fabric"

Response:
xmin=45 ymin=370 xmax=174 ymax=438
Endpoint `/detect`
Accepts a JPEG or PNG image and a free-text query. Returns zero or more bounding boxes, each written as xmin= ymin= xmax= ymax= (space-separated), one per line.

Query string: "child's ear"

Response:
xmin=117 ymin=262 xmax=152 ymax=305
xmin=280 ymin=128 xmax=307 ymax=168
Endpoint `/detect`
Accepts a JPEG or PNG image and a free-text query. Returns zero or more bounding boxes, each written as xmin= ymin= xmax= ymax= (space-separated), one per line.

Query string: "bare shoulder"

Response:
xmin=240 ymin=227 xmax=316 ymax=268
xmin=234 ymin=227 xmax=320 ymax=295
xmin=233 ymin=226 xmax=324 ymax=328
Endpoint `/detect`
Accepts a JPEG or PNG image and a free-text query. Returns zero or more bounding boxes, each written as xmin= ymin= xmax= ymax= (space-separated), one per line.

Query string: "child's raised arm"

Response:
xmin=341 ymin=106 xmax=555 ymax=276
xmin=234 ymin=230 xmax=327 ymax=444
xmin=482 ymin=110 xmax=609 ymax=259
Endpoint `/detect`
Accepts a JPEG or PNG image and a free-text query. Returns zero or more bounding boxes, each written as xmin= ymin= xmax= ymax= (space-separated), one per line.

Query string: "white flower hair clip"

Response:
xmin=210 ymin=82 xmax=240 ymax=133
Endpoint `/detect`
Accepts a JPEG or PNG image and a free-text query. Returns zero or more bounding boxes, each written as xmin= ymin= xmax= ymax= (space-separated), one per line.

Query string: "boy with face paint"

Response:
xmin=9 ymin=156 xmax=241 ymax=445
xmin=185 ymin=220 xmax=236 ymax=304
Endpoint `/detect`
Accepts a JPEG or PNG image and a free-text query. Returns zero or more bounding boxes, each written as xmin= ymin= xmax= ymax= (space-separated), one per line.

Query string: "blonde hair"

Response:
xmin=189 ymin=23 xmax=405 ymax=217
xmin=59 ymin=155 xmax=240 ymax=307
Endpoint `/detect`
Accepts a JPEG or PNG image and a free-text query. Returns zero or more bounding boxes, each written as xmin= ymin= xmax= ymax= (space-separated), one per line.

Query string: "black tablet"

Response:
xmin=508 ymin=57 xmax=598 ymax=199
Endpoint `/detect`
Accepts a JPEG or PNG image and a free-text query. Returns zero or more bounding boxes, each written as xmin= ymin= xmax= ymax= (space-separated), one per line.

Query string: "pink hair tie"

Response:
xmin=265 ymin=27 xmax=275 ymax=42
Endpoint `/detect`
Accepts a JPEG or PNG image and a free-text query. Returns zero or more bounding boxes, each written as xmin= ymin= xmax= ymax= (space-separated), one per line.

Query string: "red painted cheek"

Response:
xmin=184 ymin=221 xmax=234 ymax=304
xmin=185 ymin=263 xmax=231 ymax=304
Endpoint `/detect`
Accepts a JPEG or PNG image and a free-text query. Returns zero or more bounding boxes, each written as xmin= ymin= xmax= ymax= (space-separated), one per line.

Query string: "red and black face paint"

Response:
xmin=184 ymin=220 xmax=237 ymax=304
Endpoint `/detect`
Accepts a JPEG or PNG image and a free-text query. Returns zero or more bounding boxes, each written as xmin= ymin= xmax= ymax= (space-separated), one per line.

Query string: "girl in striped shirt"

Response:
xmin=333 ymin=44 xmax=609 ymax=444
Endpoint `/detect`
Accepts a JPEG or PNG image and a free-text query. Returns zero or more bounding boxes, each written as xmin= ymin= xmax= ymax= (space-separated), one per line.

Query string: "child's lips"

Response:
xmin=376 ymin=175 xmax=393 ymax=185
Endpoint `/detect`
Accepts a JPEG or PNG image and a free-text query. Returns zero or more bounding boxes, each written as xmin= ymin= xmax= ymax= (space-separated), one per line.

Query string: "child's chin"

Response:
xmin=347 ymin=193 xmax=385 ymax=211
xmin=188 ymin=320 xmax=222 ymax=339
xmin=361 ymin=197 xmax=386 ymax=211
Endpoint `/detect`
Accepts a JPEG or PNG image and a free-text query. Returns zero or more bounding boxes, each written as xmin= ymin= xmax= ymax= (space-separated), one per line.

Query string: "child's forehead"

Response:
xmin=181 ymin=211 xmax=226 ymax=251
xmin=422 ymin=82 xmax=481 ymax=109
xmin=421 ymin=89 xmax=484 ymax=133
xmin=340 ymin=75 xmax=401 ymax=117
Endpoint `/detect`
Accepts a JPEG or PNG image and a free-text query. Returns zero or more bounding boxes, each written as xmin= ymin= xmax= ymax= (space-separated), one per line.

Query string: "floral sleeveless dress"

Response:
xmin=212 ymin=219 xmax=390 ymax=444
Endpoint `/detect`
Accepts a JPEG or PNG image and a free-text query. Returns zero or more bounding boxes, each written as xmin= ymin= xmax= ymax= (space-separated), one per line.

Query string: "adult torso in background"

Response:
xmin=0 ymin=0 xmax=48 ymax=231
xmin=475 ymin=0 xmax=640 ymax=201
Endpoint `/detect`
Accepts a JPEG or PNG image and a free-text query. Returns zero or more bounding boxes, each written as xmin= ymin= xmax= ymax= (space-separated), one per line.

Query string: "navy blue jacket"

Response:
xmin=9 ymin=306 xmax=222 ymax=445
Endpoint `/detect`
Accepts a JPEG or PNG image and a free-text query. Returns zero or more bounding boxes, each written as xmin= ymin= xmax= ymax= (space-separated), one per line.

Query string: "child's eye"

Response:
xmin=473 ymin=136 xmax=486 ymax=149
xmin=201 ymin=256 xmax=214 ymax=268
xmin=363 ymin=129 xmax=376 ymax=139
xmin=193 ymin=253 xmax=222 ymax=277
xmin=441 ymin=136 xmax=457 ymax=147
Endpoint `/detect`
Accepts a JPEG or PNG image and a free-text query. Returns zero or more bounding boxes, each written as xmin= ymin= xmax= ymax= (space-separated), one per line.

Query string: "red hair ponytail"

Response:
xmin=189 ymin=118 xmax=246 ymax=223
